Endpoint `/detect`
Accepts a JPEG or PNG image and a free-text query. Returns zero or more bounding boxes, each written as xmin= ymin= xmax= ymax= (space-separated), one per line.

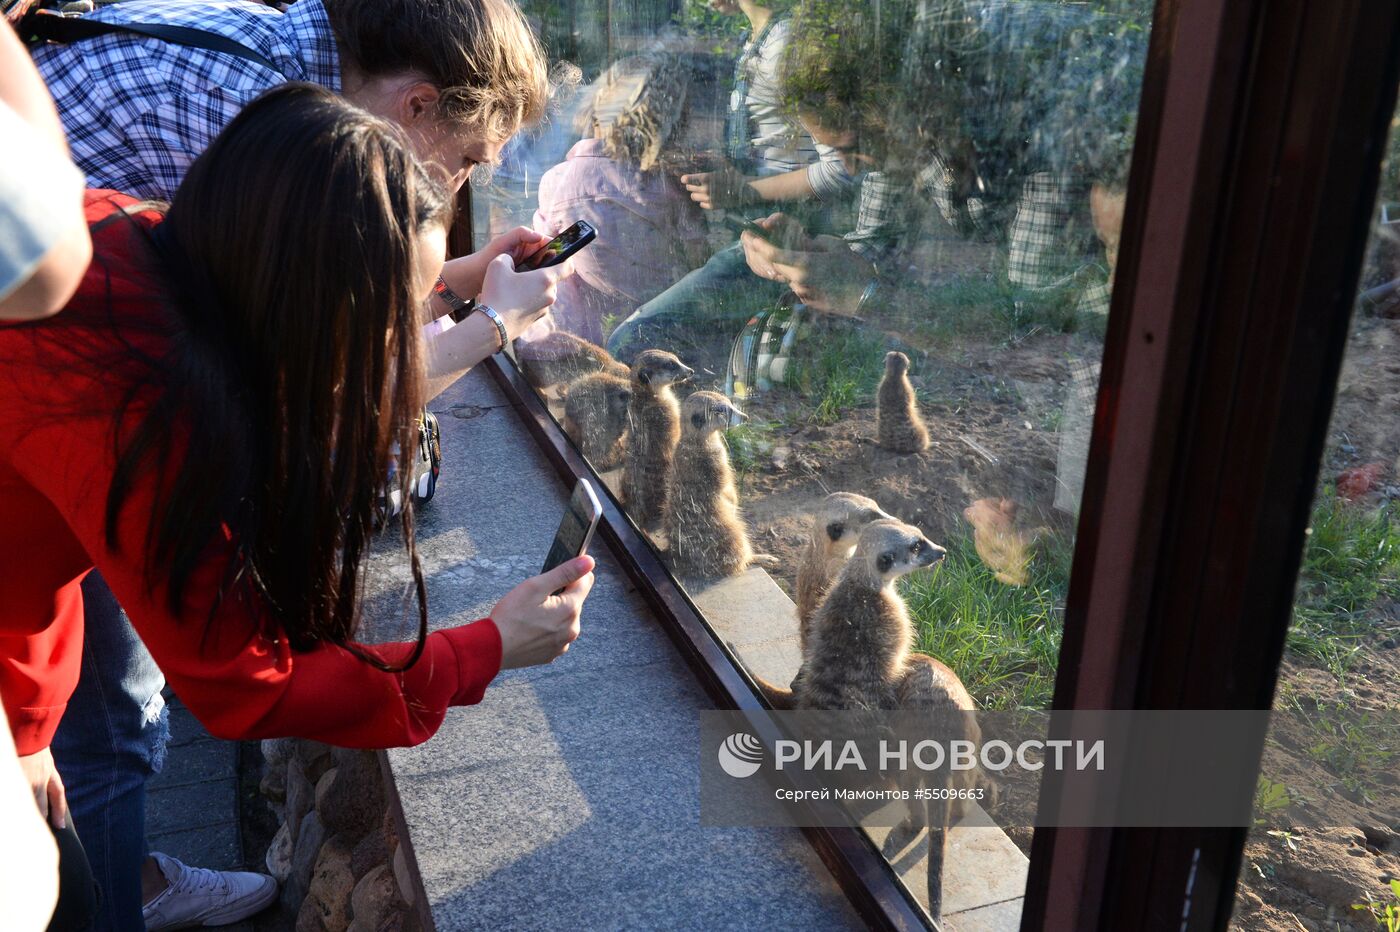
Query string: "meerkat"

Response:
xmin=519 ymin=331 xmax=628 ymax=391
xmin=798 ymin=519 xmax=978 ymax=922
xmin=876 ymin=351 xmax=930 ymax=454
xmin=621 ymin=349 xmax=692 ymax=531
xmin=665 ymin=391 xmax=757 ymax=579
xmin=562 ymin=372 xmax=632 ymax=470
xmin=795 ymin=493 xmax=894 ymax=653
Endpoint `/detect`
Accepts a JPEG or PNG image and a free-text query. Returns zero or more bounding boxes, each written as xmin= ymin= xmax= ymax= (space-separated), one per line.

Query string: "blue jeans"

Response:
xmin=606 ymin=243 xmax=786 ymax=361
xmin=51 ymin=571 xmax=168 ymax=932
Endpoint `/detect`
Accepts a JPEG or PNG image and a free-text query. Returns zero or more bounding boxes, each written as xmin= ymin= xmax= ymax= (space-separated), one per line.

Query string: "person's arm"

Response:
xmin=424 ymin=253 xmax=574 ymax=398
xmin=6 ymin=366 xmax=591 ymax=750
xmin=0 ymin=28 xmax=90 ymax=321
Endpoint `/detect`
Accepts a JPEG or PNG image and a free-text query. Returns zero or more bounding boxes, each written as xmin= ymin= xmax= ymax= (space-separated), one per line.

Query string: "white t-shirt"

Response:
xmin=0 ymin=715 xmax=59 ymax=930
xmin=0 ymin=101 xmax=86 ymax=302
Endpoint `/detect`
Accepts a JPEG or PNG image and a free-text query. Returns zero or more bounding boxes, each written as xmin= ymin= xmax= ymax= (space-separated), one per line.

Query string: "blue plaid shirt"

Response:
xmin=34 ymin=0 xmax=340 ymax=199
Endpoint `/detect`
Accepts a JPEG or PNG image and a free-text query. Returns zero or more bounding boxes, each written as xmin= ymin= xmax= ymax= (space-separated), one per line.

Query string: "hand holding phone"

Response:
xmin=516 ymin=221 xmax=597 ymax=272
xmin=723 ymin=214 xmax=774 ymax=243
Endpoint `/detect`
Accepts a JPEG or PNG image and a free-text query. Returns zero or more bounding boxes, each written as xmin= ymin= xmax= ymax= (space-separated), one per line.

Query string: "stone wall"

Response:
xmin=259 ymin=739 xmax=421 ymax=931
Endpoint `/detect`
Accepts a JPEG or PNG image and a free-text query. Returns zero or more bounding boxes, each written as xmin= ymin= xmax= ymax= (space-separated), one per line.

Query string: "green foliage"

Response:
xmin=1252 ymin=777 xmax=1291 ymax=827
xmin=1353 ymin=879 xmax=1400 ymax=932
xmin=723 ymin=419 xmax=778 ymax=474
xmin=896 ymin=273 xmax=1098 ymax=347
xmin=900 ymin=530 xmax=1073 ymax=710
xmin=1287 ymin=494 xmax=1400 ymax=676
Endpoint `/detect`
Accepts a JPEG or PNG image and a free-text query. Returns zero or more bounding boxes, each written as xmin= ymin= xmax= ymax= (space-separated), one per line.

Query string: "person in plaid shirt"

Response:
xmin=28 ymin=0 xmax=571 ymax=927
xmin=741 ymin=0 xmax=1144 ymax=318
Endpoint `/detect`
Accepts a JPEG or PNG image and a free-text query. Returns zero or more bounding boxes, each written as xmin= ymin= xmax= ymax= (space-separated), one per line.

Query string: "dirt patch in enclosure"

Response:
xmin=728 ymin=333 xmax=1091 ymax=598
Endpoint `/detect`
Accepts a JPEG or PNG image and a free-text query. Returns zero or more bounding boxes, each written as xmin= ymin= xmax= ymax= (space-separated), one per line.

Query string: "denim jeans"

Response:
xmin=606 ymin=243 xmax=787 ymax=362
xmin=51 ymin=571 xmax=168 ymax=932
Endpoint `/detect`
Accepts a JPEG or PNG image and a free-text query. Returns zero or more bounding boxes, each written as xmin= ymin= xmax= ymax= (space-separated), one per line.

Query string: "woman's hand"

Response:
xmin=477 ymin=253 xmax=574 ymax=341
xmin=492 ymin=556 xmax=596 ymax=669
xmin=17 ymin=748 xmax=67 ymax=828
xmin=435 ymin=227 xmax=551 ymax=314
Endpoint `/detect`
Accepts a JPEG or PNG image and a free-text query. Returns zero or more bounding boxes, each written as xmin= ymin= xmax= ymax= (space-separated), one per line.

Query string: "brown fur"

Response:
xmin=666 ymin=391 xmax=755 ymax=579
xmin=795 ymin=493 xmax=893 ymax=654
xmin=621 ymin=349 xmax=692 ymax=531
xmin=562 ymin=372 xmax=632 ymax=470
xmin=519 ymin=331 xmax=627 ymax=390
xmin=876 ymin=351 xmax=930 ymax=453
xmin=798 ymin=520 xmax=977 ymax=922
xmin=963 ymin=497 xmax=1044 ymax=587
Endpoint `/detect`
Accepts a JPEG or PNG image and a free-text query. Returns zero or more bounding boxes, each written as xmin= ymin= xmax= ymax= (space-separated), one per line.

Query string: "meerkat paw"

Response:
xmin=748 ymin=552 xmax=781 ymax=570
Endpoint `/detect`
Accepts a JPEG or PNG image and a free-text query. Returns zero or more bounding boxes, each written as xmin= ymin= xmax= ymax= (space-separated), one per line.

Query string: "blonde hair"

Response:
xmin=326 ymin=0 xmax=553 ymax=142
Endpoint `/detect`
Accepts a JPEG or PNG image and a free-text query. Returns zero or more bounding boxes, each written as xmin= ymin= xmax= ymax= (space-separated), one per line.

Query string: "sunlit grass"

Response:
xmin=901 ymin=530 xmax=1073 ymax=710
xmin=1288 ymin=492 xmax=1400 ymax=677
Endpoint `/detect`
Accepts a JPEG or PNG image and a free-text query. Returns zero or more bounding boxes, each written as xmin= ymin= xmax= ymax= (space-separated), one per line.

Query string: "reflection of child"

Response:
xmin=519 ymin=57 xmax=707 ymax=349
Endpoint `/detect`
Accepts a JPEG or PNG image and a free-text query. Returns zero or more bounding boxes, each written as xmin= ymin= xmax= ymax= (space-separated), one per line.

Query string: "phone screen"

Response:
xmin=517 ymin=221 xmax=596 ymax=272
xmin=542 ymin=479 xmax=602 ymax=574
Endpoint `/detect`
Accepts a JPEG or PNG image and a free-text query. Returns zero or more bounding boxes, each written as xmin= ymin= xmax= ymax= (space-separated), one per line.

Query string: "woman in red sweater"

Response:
xmin=0 ymin=84 xmax=594 ymax=827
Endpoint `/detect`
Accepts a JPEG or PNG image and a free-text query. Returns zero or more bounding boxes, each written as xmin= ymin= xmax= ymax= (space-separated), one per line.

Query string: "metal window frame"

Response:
xmin=450 ymin=1 xmax=1400 ymax=926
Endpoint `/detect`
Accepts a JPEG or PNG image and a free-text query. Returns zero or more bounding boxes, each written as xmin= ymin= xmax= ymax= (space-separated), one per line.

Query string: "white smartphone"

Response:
xmin=542 ymin=478 xmax=603 ymax=575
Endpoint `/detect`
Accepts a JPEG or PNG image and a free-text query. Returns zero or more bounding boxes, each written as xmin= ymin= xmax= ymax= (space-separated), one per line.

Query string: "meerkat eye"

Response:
xmin=638 ymin=369 xmax=651 ymax=385
xmin=877 ymin=552 xmax=895 ymax=573
xmin=691 ymin=412 xmax=705 ymax=428
xmin=826 ymin=522 xmax=844 ymax=541
xmin=909 ymin=540 xmax=923 ymax=555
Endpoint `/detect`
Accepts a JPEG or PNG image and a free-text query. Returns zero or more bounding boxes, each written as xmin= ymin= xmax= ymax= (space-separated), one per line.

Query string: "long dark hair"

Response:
xmin=108 ymin=83 xmax=450 ymax=669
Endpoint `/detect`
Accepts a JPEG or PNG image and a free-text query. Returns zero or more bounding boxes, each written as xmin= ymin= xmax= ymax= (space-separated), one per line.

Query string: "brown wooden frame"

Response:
xmin=449 ymin=1 xmax=1400 ymax=926
xmin=1021 ymin=1 xmax=1400 ymax=930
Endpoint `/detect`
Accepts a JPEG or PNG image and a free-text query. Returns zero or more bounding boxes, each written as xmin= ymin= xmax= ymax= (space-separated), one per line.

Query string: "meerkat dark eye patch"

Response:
xmin=691 ymin=412 xmax=705 ymax=428
xmin=877 ymin=552 xmax=895 ymax=573
xmin=637 ymin=369 xmax=651 ymax=385
xmin=826 ymin=522 xmax=844 ymax=541
xmin=910 ymin=540 xmax=923 ymax=555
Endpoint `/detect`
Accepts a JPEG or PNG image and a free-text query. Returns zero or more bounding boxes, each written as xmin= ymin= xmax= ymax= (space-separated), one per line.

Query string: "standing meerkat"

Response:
xmin=795 ymin=493 xmax=893 ymax=653
xmin=666 ymin=391 xmax=761 ymax=579
xmin=562 ymin=372 xmax=632 ymax=470
xmin=877 ymin=351 xmax=930 ymax=453
xmin=622 ymin=349 xmax=692 ymax=531
xmin=799 ymin=519 xmax=978 ymax=922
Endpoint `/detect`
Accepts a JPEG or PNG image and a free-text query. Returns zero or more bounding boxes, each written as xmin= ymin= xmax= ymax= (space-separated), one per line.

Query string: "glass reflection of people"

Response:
xmin=517 ymin=56 xmax=708 ymax=351
xmin=742 ymin=0 xmax=1146 ymax=322
xmin=678 ymin=0 xmax=852 ymax=214
xmin=606 ymin=0 xmax=854 ymax=359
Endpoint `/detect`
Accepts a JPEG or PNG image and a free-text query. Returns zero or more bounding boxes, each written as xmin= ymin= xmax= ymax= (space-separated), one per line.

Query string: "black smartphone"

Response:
xmin=541 ymin=478 xmax=603 ymax=576
xmin=516 ymin=221 xmax=598 ymax=272
xmin=722 ymin=215 xmax=773 ymax=242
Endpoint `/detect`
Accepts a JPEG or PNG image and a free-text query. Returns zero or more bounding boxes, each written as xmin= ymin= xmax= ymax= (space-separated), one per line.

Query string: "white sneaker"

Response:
xmin=142 ymin=851 xmax=278 ymax=930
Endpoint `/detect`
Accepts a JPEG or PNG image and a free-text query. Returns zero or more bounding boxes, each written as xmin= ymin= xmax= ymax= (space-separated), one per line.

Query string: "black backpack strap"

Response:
xmin=22 ymin=11 xmax=284 ymax=74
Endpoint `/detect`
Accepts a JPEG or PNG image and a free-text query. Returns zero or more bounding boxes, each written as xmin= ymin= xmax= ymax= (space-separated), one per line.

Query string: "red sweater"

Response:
xmin=0 ymin=192 xmax=501 ymax=757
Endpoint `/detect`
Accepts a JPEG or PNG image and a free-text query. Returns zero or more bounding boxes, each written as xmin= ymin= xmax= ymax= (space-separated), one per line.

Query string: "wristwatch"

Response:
xmin=474 ymin=304 xmax=509 ymax=353
xmin=433 ymin=275 xmax=475 ymax=323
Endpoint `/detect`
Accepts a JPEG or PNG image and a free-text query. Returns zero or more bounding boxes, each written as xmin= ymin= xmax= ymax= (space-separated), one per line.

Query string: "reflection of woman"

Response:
xmin=519 ymin=57 xmax=708 ymax=349
xmin=0 ymin=85 xmax=594 ymax=849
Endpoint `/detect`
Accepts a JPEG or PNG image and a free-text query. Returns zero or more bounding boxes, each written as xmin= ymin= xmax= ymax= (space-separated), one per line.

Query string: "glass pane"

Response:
xmin=1229 ymin=107 xmax=1400 ymax=931
xmin=473 ymin=0 xmax=1153 ymax=924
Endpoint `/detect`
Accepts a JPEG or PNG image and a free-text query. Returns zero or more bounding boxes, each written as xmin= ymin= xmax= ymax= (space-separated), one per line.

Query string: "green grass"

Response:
xmin=900 ymin=530 xmax=1074 ymax=710
xmin=892 ymin=273 xmax=1103 ymax=348
xmin=1287 ymin=492 xmax=1400 ymax=676
xmin=788 ymin=327 xmax=889 ymax=425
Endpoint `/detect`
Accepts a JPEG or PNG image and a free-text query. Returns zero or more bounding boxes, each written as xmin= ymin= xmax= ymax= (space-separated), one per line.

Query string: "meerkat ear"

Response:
xmin=826 ymin=522 xmax=844 ymax=542
xmin=877 ymin=552 xmax=895 ymax=573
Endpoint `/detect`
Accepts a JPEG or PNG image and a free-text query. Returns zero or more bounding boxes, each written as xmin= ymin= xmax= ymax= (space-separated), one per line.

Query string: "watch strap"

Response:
xmin=475 ymin=304 xmax=509 ymax=352
xmin=433 ymin=275 xmax=476 ymax=322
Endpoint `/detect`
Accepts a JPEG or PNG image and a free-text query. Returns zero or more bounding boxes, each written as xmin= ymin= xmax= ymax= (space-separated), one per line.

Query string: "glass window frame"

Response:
xmin=448 ymin=1 xmax=1400 ymax=926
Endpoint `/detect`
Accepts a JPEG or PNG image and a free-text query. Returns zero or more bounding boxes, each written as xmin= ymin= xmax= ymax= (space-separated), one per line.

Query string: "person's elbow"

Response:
xmin=0 ymin=221 xmax=92 ymax=321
